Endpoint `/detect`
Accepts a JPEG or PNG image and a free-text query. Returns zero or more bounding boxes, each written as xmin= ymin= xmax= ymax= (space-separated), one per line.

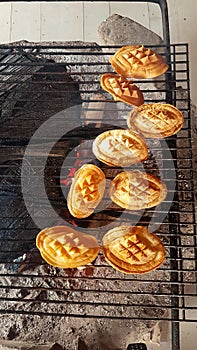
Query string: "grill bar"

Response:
xmin=1 ymin=309 xmax=196 ymax=322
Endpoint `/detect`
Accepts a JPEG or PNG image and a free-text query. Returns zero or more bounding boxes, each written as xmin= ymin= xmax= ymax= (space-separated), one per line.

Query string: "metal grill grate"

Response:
xmin=0 ymin=42 xmax=196 ymax=349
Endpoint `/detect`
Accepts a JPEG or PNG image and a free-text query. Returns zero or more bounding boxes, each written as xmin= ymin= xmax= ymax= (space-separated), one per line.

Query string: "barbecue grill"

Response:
xmin=0 ymin=1 xmax=196 ymax=349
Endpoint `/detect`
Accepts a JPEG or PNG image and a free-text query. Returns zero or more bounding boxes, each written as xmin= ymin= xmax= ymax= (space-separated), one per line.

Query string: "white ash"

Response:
xmin=0 ymin=255 xmax=171 ymax=350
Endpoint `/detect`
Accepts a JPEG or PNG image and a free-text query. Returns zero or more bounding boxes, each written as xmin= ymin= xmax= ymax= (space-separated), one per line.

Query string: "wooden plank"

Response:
xmin=10 ymin=2 xmax=40 ymax=42
xmin=0 ymin=3 xmax=11 ymax=43
xmin=40 ymin=2 xmax=83 ymax=41
xmin=148 ymin=3 xmax=163 ymax=38
xmin=109 ymin=1 xmax=149 ymax=29
xmin=83 ymin=1 xmax=109 ymax=42
xmin=181 ymin=320 xmax=197 ymax=350
xmin=173 ymin=0 xmax=197 ymax=106
xmin=167 ymin=0 xmax=179 ymax=43
xmin=175 ymin=0 xmax=197 ymax=42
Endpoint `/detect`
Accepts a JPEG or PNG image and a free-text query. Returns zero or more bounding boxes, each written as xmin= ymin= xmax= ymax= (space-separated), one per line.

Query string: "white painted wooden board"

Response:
xmin=109 ymin=1 xmax=150 ymax=29
xmin=147 ymin=3 xmax=163 ymax=38
xmin=168 ymin=0 xmax=179 ymax=43
xmin=168 ymin=0 xmax=197 ymax=107
xmin=0 ymin=3 xmax=11 ymax=43
xmin=83 ymin=2 xmax=109 ymax=42
xmin=10 ymin=2 xmax=40 ymax=42
xmin=40 ymin=2 xmax=83 ymax=41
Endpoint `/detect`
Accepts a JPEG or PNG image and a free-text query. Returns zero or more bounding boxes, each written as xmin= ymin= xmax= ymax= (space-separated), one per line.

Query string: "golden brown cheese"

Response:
xmin=127 ymin=103 xmax=184 ymax=138
xmin=109 ymin=170 xmax=167 ymax=210
xmin=67 ymin=164 xmax=106 ymax=218
xmin=102 ymin=225 xmax=166 ymax=274
xmin=92 ymin=129 xmax=148 ymax=166
xmin=100 ymin=73 xmax=144 ymax=107
xmin=110 ymin=45 xmax=169 ymax=79
xmin=36 ymin=226 xmax=99 ymax=268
